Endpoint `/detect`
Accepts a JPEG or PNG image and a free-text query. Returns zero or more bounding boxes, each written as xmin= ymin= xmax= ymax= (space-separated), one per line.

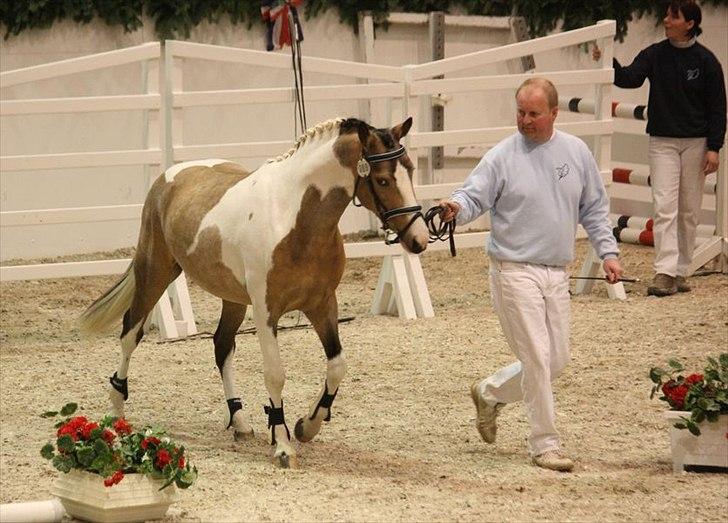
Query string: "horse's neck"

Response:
xmin=271 ymin=137 xmax=353 ymax=227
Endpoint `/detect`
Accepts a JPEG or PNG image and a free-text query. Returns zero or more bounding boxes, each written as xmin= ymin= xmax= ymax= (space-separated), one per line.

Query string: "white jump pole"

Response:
xmin=0 ymin=499 xmax=65 ymax=523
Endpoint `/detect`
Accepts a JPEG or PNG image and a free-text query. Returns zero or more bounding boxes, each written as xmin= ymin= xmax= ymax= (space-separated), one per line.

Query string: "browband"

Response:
xmin=364 ymin=145 xmax=406 ymax=164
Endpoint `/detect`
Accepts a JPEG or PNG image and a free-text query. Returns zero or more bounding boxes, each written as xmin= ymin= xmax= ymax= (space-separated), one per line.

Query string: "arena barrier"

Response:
xmin=6 ymin=20 xmax=674 ymax=332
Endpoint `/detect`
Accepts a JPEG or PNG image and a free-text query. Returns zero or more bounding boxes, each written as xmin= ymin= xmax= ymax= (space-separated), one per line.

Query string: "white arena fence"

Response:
xmin=4 ymin=19 xmax=721 ymax=330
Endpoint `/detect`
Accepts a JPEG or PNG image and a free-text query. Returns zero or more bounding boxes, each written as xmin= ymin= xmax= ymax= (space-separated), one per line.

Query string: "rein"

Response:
xmin=352 ymin=145 xmax=425 ymax=245
xmin=424 ymin=206 xmax=457 ymax=257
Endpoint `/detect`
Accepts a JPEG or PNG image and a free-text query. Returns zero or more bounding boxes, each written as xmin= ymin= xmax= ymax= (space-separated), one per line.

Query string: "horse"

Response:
xmin=79 ymin=116 xmax=429 ymax=467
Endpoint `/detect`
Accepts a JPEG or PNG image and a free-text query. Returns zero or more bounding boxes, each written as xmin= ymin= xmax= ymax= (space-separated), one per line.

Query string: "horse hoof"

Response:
xmin=276 ymin=453 xmax=298 ymax=469
xmin=294 ymin=418 xmax=312 ymax=442
xmin=233 ymin=428 xmax=254 ymax=441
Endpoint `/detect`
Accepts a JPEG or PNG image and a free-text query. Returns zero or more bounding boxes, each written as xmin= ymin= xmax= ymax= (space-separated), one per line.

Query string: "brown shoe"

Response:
xmin=532 ymin=450 xmax=574 ymax=472
xmin=647 ymin=273 xmax=677 ymax=297
xmin=470 ymin=381 xmax=503 ymax=444
xmin=675 ymin=275 xmax=691 ymax=293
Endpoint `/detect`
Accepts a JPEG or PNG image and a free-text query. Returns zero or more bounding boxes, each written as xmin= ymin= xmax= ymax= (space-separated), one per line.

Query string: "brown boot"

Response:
xmin=470 ymin=381 xmax=503 ymax=444
xmin=647 ymin=273 xmax=677 ymax=297
xmin=675 ymin=275 xmax=691 ymax=293
xmin=532 ymin=450 xmax=574 ymax=472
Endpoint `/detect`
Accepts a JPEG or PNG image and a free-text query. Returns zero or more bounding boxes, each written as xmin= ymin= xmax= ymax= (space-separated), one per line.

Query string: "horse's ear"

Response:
xmin=357 ymin=122 xmax=370 ymax=151
xmin=391 ymin=117 xmax=413 ymax=141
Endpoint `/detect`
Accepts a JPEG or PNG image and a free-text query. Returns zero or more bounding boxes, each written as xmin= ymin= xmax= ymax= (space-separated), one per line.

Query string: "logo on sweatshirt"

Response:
xmin=687 ymin=68 xmax=700 ymax=81
xmin=555 ymin=163 xmax=570 ymax=180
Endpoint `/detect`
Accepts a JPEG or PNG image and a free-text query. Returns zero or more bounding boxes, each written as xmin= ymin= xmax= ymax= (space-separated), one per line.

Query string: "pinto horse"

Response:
xmin=79 ymin=117 xmax=428 ymax=467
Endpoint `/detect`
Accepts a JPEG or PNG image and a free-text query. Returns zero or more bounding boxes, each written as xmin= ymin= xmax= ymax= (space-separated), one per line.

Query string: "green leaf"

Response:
xmin=686 ymin=420 xmax=701 ymax=436
xmin=175 ymin=468 xmax=197 ymax=489
xmin=57 ymin=435 xmax=75 ymax=453
xmin=649 ymin=367 xmax=664 ymax=384
xmin=60 ymin=403 xmax=78 ymax=416
xmin=667 ymin=359 xmax=684 ymax=371
xmin=76 ymin=446 xmax=96 ymax=467
xmin=40 ymin=410 xmax=59 ymax=418
xmin=40 ymin=442 xmax=55 ymax=460
xmin=52 ymin=455 xmax=74 ymax=473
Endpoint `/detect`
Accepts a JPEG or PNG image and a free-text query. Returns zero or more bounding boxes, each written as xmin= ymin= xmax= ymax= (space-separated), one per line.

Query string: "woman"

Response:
xmin=595 ymin=0 xmax=726 ymax=296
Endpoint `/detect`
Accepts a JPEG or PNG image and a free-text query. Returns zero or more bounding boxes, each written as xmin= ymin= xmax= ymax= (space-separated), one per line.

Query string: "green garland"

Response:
xmin=2 ymin=1 xmax=727 ymax=41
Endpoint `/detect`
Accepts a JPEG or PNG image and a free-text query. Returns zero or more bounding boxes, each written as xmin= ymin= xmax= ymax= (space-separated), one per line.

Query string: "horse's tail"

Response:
xmin=78 ymin=262 xmax=136 ymax=337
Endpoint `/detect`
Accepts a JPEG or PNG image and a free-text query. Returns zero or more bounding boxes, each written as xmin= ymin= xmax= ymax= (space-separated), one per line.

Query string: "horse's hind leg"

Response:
xmin=110 ymin=252 xmax=181 ymax=417
xmin=295 ymin=295 xmax=346 ymax=443
xmin=214 ymin=300 xmax=254 ymax=440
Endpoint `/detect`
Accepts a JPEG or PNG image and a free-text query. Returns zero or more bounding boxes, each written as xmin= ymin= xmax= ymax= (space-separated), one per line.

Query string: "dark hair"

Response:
xmin=669 ymin=0 xmax=703 ymax=37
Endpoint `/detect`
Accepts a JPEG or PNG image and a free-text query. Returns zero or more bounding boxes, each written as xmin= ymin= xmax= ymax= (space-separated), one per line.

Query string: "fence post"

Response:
xmin=575 ymin=20 xmax=626 ymax=300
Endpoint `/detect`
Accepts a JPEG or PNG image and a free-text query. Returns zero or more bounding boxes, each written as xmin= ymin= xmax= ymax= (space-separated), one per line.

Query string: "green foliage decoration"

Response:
xmin=2 ymin=1 xmax=728 ymax=41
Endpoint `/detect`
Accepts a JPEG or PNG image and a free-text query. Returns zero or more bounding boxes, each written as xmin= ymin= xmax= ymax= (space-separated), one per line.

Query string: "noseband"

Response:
xmin=352 ymin=145 xmax=424 ymax=245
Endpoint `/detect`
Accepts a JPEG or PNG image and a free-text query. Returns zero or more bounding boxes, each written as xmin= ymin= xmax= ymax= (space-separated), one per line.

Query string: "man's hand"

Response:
xmin=438 ymin=200 xmax=461 ymax=223
xmin=603 ymin=258 xmax=624 ymax=284
xmin=703 ymin=150 xmax=719 ymax=174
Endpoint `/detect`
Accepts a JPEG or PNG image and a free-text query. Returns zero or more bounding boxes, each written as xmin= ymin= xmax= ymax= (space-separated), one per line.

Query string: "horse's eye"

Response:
xmin=377 ymin=178 xmax=389 ymax=187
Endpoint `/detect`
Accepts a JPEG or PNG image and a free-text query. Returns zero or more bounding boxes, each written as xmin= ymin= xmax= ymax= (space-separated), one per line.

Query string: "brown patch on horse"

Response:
xmin=265 ymin=186 xmax=350 ymax=326
xmin=155 ymin=163 xmax=252 ymax=304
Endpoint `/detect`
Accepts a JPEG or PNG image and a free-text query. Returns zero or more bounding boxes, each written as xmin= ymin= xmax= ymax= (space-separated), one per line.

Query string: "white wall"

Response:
xmin=1 ymin=6 xmax=726 ymax=261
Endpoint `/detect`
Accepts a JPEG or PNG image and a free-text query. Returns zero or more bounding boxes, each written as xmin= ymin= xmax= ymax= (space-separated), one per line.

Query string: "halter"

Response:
xmin=352 ymin=145 xmax=424 ymax=245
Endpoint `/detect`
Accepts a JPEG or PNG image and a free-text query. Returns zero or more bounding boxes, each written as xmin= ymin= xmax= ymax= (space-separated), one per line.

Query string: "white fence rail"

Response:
xmin=1 ymin=20 xmax=641 ymax=284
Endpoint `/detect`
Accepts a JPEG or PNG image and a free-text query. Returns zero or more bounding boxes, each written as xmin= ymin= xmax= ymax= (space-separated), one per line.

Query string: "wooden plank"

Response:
xmin=0 ymin=43 xmax=159 ymax=87
xmin=1 ymin=94 xmax=160 ymax=115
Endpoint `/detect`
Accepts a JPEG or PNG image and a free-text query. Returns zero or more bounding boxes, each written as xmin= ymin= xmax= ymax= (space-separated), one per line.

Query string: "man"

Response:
xmin=594 ymin=0 xmax=726 ymax=296
xmin=439 ymin=77 xmax=623 ymax=471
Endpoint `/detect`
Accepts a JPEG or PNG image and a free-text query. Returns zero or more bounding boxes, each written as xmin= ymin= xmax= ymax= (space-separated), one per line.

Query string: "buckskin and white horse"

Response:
xmin=79 ymin=117 xmax=428 ymax=467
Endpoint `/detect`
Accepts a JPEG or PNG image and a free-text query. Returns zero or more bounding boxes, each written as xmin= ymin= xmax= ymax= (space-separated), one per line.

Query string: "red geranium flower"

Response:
xmin=80 ymin=422 xmax=99 ymax=440
xmin=141 ymin=436 xmax=161 ymax=450
xmin=113 ymin=418 xmax=132 ymax=435
xmin=178 ymin=456 xmax=185 ymax=469
xmin=685 ymin=373 xmax=704 ymax=385
xmin=103 ymin=469 xmax=125 ymax=487
xmin=155 ymin=449 xmax=172 ymax=469
xmin=102 ymin=429 xmax=115 ymax=445
xmin=56 ymin=424 xmax=78 ymax=442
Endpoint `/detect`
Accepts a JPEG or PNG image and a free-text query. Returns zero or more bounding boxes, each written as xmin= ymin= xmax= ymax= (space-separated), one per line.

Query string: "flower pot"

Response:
xmin=51 ymin=470 xmax=180 ymax=523
xmin=664 ymin=411 xmax=728 ymax=472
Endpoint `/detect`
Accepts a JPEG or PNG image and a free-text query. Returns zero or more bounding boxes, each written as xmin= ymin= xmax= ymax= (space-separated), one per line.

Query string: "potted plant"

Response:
xmin=649 ymin=353 xmax=728 ymax=472
xmin=40 ymin=403 xmax=197 ymax=523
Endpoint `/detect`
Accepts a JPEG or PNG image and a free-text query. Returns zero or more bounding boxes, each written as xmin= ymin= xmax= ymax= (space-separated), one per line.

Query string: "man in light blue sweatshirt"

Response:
xmin=439 ymin=77 xmax=623 ymax=472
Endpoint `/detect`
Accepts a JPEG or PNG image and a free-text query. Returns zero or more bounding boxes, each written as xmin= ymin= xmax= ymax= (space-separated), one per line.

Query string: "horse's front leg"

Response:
xmin=251 ymin=303 xmax=297 ymax=468
xmin=295 ymin=295 xmax=346 ymax=443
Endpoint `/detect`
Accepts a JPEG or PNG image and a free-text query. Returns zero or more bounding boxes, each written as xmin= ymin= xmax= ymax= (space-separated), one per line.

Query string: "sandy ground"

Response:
xmin=1 ymin=239 xmax=727 ymax=522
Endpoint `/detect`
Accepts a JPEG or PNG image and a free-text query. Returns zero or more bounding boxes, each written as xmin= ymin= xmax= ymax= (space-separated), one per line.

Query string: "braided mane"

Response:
xmin=266 ymin=118 xmax=345 ymax=163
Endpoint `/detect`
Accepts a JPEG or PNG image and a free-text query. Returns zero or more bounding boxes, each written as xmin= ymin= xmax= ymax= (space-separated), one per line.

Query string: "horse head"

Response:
xmin=335 ymin=117 xmax=429 ymax=254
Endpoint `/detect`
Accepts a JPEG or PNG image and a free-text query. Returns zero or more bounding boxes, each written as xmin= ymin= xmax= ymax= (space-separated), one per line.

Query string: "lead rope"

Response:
xmin=424 ymin=206 xmax=456 ymax=257
xmin=287 ymin=1 xmax=306 ymax=135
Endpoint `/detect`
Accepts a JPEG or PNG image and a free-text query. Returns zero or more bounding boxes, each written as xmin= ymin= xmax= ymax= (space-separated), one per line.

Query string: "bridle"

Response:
xmin=352 ymin=145 xmax=424 ymax=245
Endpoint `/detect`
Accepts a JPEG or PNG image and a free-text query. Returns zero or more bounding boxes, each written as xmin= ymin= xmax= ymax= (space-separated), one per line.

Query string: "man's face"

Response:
xmin=516 ymin=87 xmax=557 ymax=143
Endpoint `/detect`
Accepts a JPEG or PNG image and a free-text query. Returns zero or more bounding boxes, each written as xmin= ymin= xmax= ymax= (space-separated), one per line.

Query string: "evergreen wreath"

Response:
xmin=2 ymin=1 xmax=727 ymax=41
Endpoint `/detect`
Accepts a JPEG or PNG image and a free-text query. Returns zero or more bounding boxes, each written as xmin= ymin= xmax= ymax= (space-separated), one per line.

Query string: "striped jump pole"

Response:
xmin=612 ymin=167 xmax=717 ymax=195
xmin=610 ymin=214 xmax=716 ymax=246
xmin=558 ymin=96 xmax=647 ymax=121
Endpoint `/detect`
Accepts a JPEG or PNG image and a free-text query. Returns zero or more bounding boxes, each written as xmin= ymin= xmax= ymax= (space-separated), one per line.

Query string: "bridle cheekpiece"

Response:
xmin=352 ymin=145 xmax=424 ymax=245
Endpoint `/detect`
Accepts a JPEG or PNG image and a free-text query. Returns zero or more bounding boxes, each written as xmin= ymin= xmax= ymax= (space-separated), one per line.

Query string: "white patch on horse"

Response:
xmin=164 ymin=159 xmax=228 ymax=183
xmin=394 ymin=162 xmax=419 ymax=209
xmin=186 ymin=134 xmax=348 ymax=290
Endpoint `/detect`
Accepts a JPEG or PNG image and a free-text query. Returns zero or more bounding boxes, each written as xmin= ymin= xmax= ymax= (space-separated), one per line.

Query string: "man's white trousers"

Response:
xmin=477 ymin=258 xmax=571 ymax=456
